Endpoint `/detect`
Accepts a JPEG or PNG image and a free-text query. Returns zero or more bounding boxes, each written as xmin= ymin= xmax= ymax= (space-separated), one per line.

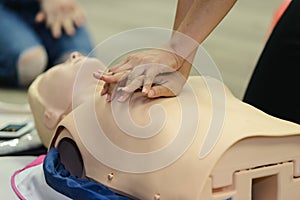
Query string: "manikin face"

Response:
xmin=28 ymin=52 xmax=105 ymax=146
xmin=41 ymin=52 xmax=105 ymax=129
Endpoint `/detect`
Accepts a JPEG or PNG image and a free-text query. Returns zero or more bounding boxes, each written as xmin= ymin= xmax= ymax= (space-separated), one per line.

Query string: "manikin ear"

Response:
xmin=43 ymin=109 xmax=63 ymax=129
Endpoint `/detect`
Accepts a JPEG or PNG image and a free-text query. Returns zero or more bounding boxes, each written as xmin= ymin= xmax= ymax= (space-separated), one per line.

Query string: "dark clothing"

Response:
xmin=243 ymin=0 xmax=300 ymax=124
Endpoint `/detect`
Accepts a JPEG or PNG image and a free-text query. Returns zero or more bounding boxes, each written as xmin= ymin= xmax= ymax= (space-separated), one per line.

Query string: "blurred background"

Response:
xmin=0 ymin=0 xmax=284 ymax=103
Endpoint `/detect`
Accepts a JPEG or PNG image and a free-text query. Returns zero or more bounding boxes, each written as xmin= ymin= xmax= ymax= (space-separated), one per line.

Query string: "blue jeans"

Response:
xmin=0 ymin=0 xmax=94 ymax=86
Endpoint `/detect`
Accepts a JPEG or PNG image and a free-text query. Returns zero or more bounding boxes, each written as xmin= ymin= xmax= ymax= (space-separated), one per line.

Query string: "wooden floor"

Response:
xmin=0 ymin=0 xmax=284 ymax=103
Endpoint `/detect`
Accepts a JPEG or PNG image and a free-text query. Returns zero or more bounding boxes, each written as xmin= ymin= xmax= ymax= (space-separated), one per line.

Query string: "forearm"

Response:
xmin=173 ymin=0 xmax=195 ymax=30
xmin=170 ymin=0 xmax=237 ymax=59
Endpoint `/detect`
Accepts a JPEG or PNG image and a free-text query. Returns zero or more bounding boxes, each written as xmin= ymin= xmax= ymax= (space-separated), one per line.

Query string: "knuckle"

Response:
xmin=128 ymin=54 xmax=139 ymax=60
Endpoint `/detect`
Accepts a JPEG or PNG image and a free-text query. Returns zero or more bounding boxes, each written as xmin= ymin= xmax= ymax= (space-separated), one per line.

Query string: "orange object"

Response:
xmin=269 ymin=0 xmax=291 ymax=32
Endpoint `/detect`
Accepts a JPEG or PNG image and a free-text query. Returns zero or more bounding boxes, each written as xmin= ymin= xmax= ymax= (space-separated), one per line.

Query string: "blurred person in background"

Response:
xmin=0 ymin=0 xmax=93 ymax=87
xmin=243 ymin=0 xmax=300 ymax=124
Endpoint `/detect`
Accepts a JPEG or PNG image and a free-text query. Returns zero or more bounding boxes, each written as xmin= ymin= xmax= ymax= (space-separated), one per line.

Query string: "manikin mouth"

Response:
xmin=56 ymin=137 xmax=84 ymax=178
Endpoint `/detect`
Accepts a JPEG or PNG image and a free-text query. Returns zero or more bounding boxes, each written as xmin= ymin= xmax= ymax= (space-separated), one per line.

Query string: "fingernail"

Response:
xmin=99 ymin=75 xmax=106 ymax=80
xmin=97 ymin=69 xmax=104 ymax=74
xmin=148 ymin=90 xmax=155 ymax=97
xmin=106 ymin=94 xmax=112 ymax=102
xmin=93 ymin=72 xmax=101 ymax=78
xmin=121 ymin=87 xmax=129 ymax=92
xmin=117 ymin=95 xmax=127 ymax=102
xmin=117 ymin=87 xmax=124 ymax=92
xmin=142 ymin=87 xmax=148 ymax=94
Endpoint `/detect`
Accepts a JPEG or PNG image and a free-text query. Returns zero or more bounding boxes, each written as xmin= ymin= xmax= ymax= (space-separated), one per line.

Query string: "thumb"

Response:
xmin=147 ymin=85 xmax=176 ymax=98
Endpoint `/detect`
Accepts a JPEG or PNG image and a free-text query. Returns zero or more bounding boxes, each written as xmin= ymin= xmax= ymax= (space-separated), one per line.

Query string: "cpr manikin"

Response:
xmin=28 ymin=52 xmax=300 ymax=200
xmin=28 ymin=51 xmax=102 ymax=147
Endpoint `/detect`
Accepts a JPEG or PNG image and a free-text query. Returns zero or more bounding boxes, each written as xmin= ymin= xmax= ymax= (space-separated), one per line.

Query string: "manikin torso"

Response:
xmin=28 ymin=53 xmax=300 ymax=199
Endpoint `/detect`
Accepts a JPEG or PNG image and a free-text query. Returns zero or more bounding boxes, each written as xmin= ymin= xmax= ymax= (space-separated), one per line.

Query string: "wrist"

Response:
xmin=167 ymin=30 xmax=199 ymax=63
xmin=157 ymin=45 xmax=184 ymax=70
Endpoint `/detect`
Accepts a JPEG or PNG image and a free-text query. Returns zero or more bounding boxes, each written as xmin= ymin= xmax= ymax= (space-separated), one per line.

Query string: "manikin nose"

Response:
xmin=70 ymin=51 xmax=83 ymax=60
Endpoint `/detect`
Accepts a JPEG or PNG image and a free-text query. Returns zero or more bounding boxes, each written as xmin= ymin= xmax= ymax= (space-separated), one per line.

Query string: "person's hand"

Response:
xmin=93 ymin=69 xmax=130 ymax=102
xmin=93 ymin=69 xmax=186 ymax=102
xmin=35 ymin=0 xmax=85 ymax=38
xmin=109 ymin=48 xmax=185 ymax=96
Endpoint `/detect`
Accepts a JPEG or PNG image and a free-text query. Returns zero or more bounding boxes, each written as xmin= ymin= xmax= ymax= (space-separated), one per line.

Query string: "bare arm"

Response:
xmin=173 ymin=0 xmax=195 ymax=30
xmin=100 ymin=0 xmax=237 ymax=100
xmin=170 ymin=0 xmax=237 ymax=59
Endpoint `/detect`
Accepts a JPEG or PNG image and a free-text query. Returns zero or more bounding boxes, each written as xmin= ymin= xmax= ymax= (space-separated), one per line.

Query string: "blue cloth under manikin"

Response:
xmin=43 ymin=147 xmax=130 ymax=200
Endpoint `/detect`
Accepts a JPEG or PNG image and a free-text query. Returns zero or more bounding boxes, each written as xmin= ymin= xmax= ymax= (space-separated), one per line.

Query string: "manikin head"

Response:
xmin=28 ymin=52 xmax=105 ymax=147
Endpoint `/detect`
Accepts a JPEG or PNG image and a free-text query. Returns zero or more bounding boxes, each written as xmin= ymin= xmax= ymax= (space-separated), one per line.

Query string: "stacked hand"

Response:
xmin=35 ymin=0 xmax=85 ymax=38
xmin=93 ymin=48 xmax=189 ymax=102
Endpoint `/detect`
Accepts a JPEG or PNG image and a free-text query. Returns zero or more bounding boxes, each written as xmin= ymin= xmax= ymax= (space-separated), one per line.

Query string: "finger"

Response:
xmin=35 ymin=12 xmax=46 ymax=23
xmin=93 ymin=71 xmax=103 ymax=80
xmin=110 ymin=54 xmax=140 ymax=73
xmin=73 ymin=9 xmax=85 ymax=27
xmin=106 ymin=84 xmax=115 ymax=101
xmin=125 ymin=65 xmax=146 ymax=86
xmin=122 ymin=75 xmax=144 ymax=93
xmin=101 ymin=71 xmax=130 ymax=83
xmin=147 ymin=85 xmax=176 ymax=98
xmin=142 ymin=74 xmax=155 ymax=95
xmin=101 ymin=83 xmax=109 ymax=96
xmin=141 ymin=65 xmax=160 ymax=95
xmin=109 ymin=59 xmax=128 ymax=73
xmin=51 ymin=20 xmax=62 ymax=38
xmin=62 ymin=18 xmax=75 ymax=36
xmin=106 ymin=93 xmax=112 ymax=102
xmin=107 ymin=83 xmax=119 ymax=102
xmin=110 ymin=62 xmax=134 ymax=74
xmin=93 ymin=68 xmax=112 ymax=79
xmin=117 ymin=92 xmax=131 ymax=102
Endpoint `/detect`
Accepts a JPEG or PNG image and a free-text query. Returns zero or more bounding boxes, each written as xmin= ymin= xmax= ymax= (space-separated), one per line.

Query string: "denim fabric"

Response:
xmin=0 ymin=0 xmax=93 ymax=86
